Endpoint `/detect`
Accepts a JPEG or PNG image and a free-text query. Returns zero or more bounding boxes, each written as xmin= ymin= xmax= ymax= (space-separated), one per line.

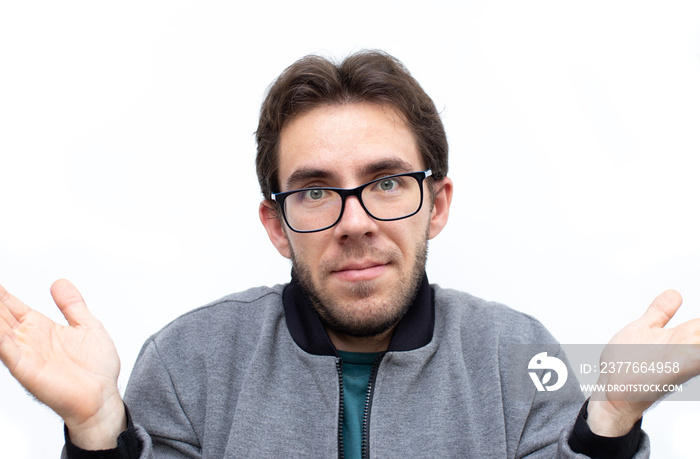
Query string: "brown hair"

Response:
xmin=255 ymin=49 xmax=448 ymax=199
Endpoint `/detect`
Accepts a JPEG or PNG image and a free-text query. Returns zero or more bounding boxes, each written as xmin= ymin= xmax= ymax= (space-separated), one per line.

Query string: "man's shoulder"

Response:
xmin=127 ymin=283 xmax=293 ymax=409
xmin=431 ymin=283 xmax=540 ymax=321
xmin=149 ymin=283 xmax=287 ymax=344
xmin=208 ymin=283 xmax=287 ymax=307
xmin=431 ymin=284 xmax=557 ymax=344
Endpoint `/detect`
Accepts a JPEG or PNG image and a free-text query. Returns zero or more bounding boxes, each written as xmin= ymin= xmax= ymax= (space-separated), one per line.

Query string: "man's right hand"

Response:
xmin=0 ymin=279 xmax=126 ymax=450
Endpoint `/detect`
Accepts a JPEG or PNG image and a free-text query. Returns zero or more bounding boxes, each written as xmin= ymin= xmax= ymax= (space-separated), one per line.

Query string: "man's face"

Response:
xmin=261 ymin=103 xmax=451 ymax=342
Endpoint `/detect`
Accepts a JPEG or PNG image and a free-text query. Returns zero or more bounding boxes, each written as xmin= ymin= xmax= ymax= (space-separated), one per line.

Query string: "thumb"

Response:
xmin=637 ymin=289 xmax=683 ymax=329
xmin=50 ymin=279 xmax=99 ymax=328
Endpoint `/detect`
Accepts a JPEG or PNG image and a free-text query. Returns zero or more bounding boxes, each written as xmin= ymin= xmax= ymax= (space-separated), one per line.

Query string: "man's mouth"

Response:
xmin=331 ymin=261 xmax=389 ymax=282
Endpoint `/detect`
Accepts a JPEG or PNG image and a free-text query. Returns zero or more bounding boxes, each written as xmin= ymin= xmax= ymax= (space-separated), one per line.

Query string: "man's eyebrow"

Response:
xmin=358 ymin=158 xmax=415 ymax=177
xmin=284 ymin=158 xmax=416 ymax=191
xmin=285 ymin=168 xmax=336 ymax=191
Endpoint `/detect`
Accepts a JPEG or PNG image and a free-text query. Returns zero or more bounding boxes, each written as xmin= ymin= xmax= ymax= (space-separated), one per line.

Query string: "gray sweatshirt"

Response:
xmin=76 ymin=278 xmax=649 ymax=458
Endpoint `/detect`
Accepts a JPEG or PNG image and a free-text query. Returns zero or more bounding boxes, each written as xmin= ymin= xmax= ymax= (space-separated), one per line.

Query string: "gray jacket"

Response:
xmin=111 ymin=279 xmax=649 ymax=458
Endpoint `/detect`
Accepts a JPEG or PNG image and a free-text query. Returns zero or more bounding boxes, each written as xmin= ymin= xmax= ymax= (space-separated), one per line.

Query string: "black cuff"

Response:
xmin=64 ymin=404 xmax=140 ymax=459
xmin=568 ymin=399 xmax=642 ymax=459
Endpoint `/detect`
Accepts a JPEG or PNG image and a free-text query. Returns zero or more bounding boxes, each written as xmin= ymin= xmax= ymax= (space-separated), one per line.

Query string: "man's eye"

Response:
xmin=306 ymin=189 xmax=325 ymax=200
xmin=379 ymin=179 xmax=397 ymax=191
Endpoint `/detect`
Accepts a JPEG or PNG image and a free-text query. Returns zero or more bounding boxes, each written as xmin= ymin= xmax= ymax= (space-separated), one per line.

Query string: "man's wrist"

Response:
xmin=586 ymin=399 xmax=642 ymax=437
xmin=569 ymin=399 xmax=643 ymax=459
xmin=64 ymin=403 xmax=139 ymax=459
xmin=66 ymin=395 xmax=128 ymax=450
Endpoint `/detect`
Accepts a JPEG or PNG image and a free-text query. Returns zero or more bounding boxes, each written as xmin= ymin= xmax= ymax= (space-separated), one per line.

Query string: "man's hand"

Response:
xmin=587 ymin=290 xmax=700 ymax=436
xmin=0 ymin=280 xmax=126 ymax=449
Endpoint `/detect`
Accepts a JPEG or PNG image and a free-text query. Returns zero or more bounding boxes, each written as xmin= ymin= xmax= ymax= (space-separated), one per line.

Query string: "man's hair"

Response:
xmin=255 ymin=50 xmax=448 ymax=199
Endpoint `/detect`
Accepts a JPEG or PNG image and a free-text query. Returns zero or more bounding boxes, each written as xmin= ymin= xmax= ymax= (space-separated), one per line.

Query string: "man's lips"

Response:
xmin=331 ymin=262 xmax=389 ymax=282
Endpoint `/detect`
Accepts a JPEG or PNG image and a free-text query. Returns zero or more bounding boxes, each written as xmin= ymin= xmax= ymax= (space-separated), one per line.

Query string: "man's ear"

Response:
xmin=259 ymin=201 xmax=292 ymax=259
xmin=428 ymin=177 xmax=453 ymax=240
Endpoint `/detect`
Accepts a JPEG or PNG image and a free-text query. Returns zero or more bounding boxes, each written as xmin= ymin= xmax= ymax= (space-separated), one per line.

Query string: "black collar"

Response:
xmin=282 ymin=272 xmax=434 ymax=356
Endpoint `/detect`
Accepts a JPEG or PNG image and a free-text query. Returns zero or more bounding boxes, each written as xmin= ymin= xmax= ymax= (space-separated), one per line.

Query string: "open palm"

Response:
xmin=0 ymin=279 xmax=125 ymax=448
xmin=587 ymin=290 xmax=700 ymax=436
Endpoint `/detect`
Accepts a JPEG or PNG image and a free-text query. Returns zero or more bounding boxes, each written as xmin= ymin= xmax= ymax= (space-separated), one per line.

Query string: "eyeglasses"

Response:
xmin=271 ymin=170 xmax=433 ymax=233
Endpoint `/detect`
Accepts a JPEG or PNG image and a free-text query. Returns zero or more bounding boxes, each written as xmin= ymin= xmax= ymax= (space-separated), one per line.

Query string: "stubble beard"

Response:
xmin=290 ymin=228 xmax=429 ymax=339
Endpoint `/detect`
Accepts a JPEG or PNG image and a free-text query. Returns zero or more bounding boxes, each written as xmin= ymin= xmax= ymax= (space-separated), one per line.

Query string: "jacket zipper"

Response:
xmin=336 ymin=357 xmax=345 ymax=459
xmin=336 ymin=352 xmax=386 ymax=459
xmin=360 ymin=352 xmax=385 ymax=459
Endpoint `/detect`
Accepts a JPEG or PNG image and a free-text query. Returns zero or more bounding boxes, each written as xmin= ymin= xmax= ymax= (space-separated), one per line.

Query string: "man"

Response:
xmin=0 ymin=50 xmax=698 ymax=458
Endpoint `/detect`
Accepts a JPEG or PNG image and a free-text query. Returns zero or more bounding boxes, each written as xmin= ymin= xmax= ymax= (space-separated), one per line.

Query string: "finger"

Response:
xmin=668 ymin=318 xmax=700 ymax=345
xmin=0 ymin=301 xmax=18 ymax=329
xmin=0 ymin=335 xmax=21 ymax=372
xmin=638 ymin=289 xmax=683 ymax=329
xmin=50 ymin=279 xmax=99 ymax=328
xmin=0 ymin=307 xmax=21 ymax=371
xmin=0 ymin=284 xmax=31 ymax=321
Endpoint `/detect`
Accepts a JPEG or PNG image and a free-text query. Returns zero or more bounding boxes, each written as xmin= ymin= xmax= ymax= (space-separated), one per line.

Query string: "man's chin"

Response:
xmin=290 ymin=240 xmax=428 ymax=341
xmin=327 ymin=279 xmax=379 ymax=301
xmin=321 ymin=310 xmax=401 ymax=339
xmin=314 ymin=290 xmax=407 ymax=337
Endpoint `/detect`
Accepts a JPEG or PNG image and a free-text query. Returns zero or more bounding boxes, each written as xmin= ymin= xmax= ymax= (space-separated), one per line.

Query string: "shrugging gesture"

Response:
xmin=0 ymin=280 xmax=126 ymax=450
xmin=588 ymin=289 xmax=700 ymax=436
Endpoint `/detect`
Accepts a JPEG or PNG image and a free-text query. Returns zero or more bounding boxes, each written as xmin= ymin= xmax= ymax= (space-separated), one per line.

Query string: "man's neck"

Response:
xmin=326 ymin=326 xmax=396 ymax=353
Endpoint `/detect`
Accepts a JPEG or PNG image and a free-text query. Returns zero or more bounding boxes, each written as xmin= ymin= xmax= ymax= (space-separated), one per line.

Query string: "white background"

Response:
xmin=1 ymin=1 xmax=699 ymax=457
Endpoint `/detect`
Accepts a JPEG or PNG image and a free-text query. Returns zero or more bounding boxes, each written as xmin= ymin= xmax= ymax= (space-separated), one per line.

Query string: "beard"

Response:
xmin=290 ymin=227 xmax=429 ymax=339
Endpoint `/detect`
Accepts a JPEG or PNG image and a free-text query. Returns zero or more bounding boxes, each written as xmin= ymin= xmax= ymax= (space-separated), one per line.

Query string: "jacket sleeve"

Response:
xmin=61 ymin=405 xmax=144 ymax=459
xmin=512 ymin=346 xmax=651 ymax=459
xmin=553 ymin=416 xmax=651 ymax=459
xmin=122 ymin=337 xmax=203 ymax=458
xmin=60 ymin=336 xmax=202 ymax=459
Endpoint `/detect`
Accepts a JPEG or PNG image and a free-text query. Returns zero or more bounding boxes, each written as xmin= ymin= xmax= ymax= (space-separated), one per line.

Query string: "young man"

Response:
xmin=1 ymin=50 xmax=698 ymax=458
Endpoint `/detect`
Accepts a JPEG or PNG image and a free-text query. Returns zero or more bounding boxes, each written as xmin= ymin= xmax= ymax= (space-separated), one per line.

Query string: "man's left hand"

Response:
xmin=587 ymin=290 xmax=700 ymax=436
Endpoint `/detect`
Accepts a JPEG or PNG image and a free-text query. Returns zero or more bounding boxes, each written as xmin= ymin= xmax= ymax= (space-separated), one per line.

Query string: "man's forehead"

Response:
xmin=275 ymin=102 xmax=423 ymax=190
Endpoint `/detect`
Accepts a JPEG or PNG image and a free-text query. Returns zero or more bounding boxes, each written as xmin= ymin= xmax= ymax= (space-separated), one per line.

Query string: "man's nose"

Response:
xmin=334 ymin=195 xmax=377 ymax=237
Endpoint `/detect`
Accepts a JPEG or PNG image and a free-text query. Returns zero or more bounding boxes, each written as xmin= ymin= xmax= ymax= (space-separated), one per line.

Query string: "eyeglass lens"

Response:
xmin=283 ymin=175 xmax=422 ymax=232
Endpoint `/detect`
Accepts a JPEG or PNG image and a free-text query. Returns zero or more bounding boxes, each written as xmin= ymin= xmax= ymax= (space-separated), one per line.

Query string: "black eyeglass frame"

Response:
xmin=270 ymin=169 xmax=433 ymax=233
